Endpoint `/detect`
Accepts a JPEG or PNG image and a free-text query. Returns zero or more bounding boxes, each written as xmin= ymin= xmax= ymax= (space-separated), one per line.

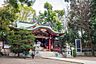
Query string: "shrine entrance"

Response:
xmin=36 ymin=38 xmax=48 ymax=49
xmin=32 ymin=26 xmax=64 ymax=51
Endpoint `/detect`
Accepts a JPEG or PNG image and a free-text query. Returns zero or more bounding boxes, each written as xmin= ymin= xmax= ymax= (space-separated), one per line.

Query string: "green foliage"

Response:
xmin=44 ymin=2 xmax=52 ymax=10
xmin=67 ymin=0 xmax=96 ymax=56
xmin=8 ymin=0 xmax=18 ymax=8
xmin=64 ymin=0 xmax=73 ymax=2
xmin=0 ymin=5 xmax=17 ymax=40
xmin=67 ymin=0 xmax=92 ymax=44
xmin=73 ymin=49 xmax=76 ymax=57
xmin=6 ymin=0 xmax=36 ymax=8
xmin=60 ymin=29 xmax=79 ymax=46
xmin=7 ymin=29 xmax=35 ymax=54
xmin=0 ymin=0 xmax=36 ymax=56
xmin=4 ymin=0 xmax=36 ymax=22
xmin=37 ymin=2 xmax=64 ymax=32
xmin=17 ymin=4 xmax=35 ymax=21
xmin=55 ymin=10 xmax=64 ymax=17
xmin=91 ymin=0 xmax=96 ymax=46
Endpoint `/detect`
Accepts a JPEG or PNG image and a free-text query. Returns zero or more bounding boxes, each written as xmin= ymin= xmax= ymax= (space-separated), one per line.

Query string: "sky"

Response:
xmin=32 ymin=0 xmax=70 ymax=15
xmin=0 ymin=0 xmax=4 ymax=7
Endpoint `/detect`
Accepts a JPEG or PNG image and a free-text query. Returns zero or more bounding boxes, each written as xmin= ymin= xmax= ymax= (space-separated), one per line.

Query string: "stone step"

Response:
xmin=35 ymin=51 xmax=63 ymax=58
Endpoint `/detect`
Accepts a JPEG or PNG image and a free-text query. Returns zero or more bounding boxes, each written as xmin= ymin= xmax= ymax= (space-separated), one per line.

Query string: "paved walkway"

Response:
xmin=44 ymin=57 xmax=96 ymax=64
xmin=0 ymin=56 xmax=79 ymax=64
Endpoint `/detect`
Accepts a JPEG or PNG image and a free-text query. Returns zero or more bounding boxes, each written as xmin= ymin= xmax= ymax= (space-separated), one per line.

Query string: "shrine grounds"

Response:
xmin=0 ymin=56 xmax=81 ymax=64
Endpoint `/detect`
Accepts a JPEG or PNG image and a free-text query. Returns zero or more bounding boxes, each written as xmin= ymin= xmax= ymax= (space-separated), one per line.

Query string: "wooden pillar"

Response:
xmin=48 ymin=35 xmax=51 ymax=51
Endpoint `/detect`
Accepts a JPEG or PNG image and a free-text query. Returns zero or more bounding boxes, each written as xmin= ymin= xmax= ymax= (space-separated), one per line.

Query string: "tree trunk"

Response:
xmin=17 ymin=53 xmax=20 ymax=57
xmin=90 ymin=38 xmax=95 ymax=56
xmin=81 ymin=28 xmax=84 ymax=47
xmin=91 ymin=44 xmax=95 ymax=56
xmin=89 ymin=33 xmax=95 ymax=56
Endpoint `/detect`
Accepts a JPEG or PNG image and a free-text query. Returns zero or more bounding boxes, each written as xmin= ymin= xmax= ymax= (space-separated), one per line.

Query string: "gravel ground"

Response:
xmin=0 ymin=56 xmax=79 ymax=64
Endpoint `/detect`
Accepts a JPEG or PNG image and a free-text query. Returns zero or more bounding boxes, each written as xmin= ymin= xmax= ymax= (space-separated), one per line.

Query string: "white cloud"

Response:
xmin=0 ymin=0 xmax=4 ymax=7
xmin=32 ymin=0 xmax=70 ymax=15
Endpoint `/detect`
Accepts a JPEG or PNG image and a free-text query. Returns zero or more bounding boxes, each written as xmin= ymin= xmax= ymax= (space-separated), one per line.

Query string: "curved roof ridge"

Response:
xmin=31 ymin=25 xmax=64 ymax=34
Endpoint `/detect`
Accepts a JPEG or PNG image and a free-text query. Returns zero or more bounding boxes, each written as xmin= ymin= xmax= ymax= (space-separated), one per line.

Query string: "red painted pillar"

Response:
xmin=48 ymin=35 xmax=51 ymax=51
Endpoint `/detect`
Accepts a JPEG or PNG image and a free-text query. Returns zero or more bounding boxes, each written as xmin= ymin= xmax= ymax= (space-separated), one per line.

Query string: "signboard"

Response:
xmin=75 ymin=39 xmax=82 ymax=55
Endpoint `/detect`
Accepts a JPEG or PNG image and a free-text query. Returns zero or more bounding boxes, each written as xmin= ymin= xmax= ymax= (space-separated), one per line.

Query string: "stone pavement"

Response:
xmin=44 ymin=57 xmax=96 ymax=64
xmin=0 ymin=56 xmax=79 ymax=64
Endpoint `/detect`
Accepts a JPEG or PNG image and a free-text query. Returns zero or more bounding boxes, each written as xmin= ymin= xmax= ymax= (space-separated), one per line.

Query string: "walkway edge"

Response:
xmin=42 ymin=57 xmax=84 ymax=64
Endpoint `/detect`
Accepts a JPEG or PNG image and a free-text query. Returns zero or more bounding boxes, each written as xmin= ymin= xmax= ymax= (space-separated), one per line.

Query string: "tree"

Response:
xmin=91 ymin=0 xmax=96 ymax=56
xmin=4 ymin=0 xmax=36 ymax=8
xmin=66 ymin=0 xmax=96 ymax=56
xmin=44 ymin=2 xmax=52 ymax=10
xmin=16 ymin=4 xmax=35 ymax=22
xmin=7 ymin=29 xmax=35 ymax=56
xmin=37 ymin=2 xmax=64 ymax=32
xmin=0 ymin=0 xmax=35 ymax=40
xmin=0 ymin=0 xmax=36 ymax=54
xmin=54 ymin=10 xmax=64 ymax=19
xmin=4 ymin=0 xmax=36 ymax=22
xmin=0 ymin=4 xmax=17 ymax=41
